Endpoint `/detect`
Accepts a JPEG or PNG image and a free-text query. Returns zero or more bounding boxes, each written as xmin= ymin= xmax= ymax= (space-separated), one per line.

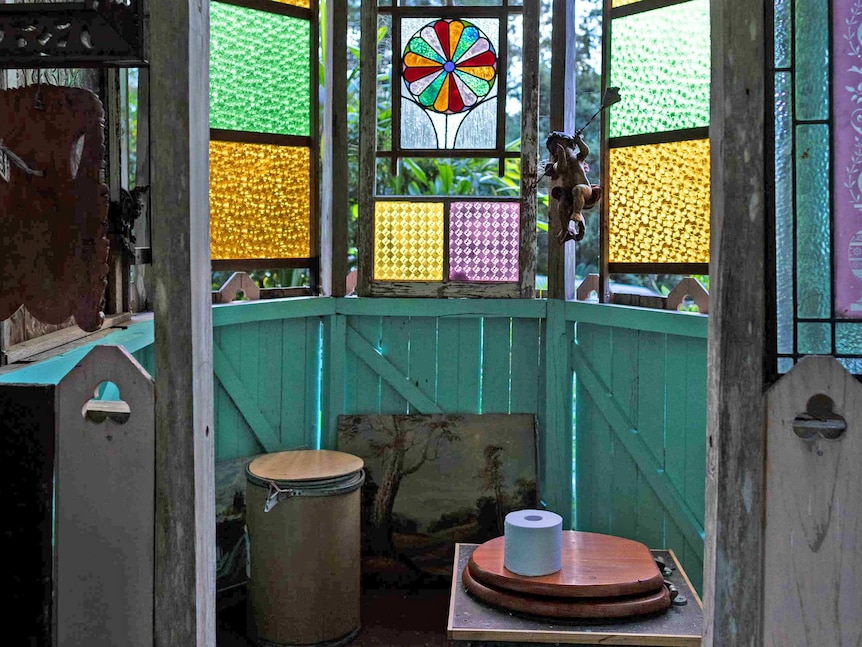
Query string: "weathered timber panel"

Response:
xmin=575 ymin=323 xmax=707 ymax=594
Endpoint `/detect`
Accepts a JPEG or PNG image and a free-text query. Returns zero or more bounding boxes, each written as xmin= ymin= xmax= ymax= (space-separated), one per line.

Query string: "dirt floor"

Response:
xmin=217 ymin=584 xmax=453 ymax=647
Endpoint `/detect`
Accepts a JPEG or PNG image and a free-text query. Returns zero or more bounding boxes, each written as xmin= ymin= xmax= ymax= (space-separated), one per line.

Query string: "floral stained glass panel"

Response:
xmin=210 ymin=1 xmax=310 ymax=136
xmin=401 ymin=17 xmax=499 ymax=150
xmin=608 ymin=0 xmax=710 ymax=138
xmin=374 ymin=202 xmax=445 ymax=281
xmin=210 ymin=141 xmax=311 ymax=260
xmin=608 ymin=139 xmax=711 ymax=264
xmin=449 ymin=201 xmax=520 ymax=282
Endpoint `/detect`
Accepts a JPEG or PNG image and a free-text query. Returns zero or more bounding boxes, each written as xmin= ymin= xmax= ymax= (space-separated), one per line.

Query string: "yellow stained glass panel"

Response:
xmin=608 ymin=139 xmax=710 ymax=264
xmin=210 ymin=141 xmax=311 ymax=260
xmin=374 ymin=201 xmax=444 ymax=281
xmin=612 ymin=0 xmax=644 ymax=7
xmin=273 ymin=0 xmax=311 ymax=7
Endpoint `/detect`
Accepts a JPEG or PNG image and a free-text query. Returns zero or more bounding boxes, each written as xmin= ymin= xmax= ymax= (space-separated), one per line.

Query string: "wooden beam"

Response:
xmin=149 ymin=0 xmax=216 ymax=644
xmin=519 ymin=0 xmax=539 ymax=299
xmin=702 ymin=0 xmax=767 ymax=643
xmin=321 ymin=0 xmax=349 ymax=297
xmin=212 ymin=342 xmax=280 ymax=453
xmin=346 ymin=326 xmax=443 ymax=414
xmin=547 ymin=0 xmax=577 ymax=301
xmin=356 ymin=0 xmax=377 ymax=297
xmin=539 ymin=299 xmax=573 ymax=527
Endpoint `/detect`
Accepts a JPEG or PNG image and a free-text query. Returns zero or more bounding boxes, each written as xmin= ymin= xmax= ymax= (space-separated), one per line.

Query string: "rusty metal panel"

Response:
xmin=0 ymin=84 xmax=109 ymax=331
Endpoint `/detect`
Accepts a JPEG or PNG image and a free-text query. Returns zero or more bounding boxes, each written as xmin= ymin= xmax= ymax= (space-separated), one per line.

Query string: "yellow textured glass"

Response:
xmin=374 ymin=201 xmax=444 ymax=281
xmin=210 ymin=141 xmax=311 ymax=260
xmin=612 ymin=0 xmax=644 ymax=7
xmin=608 ymin=139 xmax=711 ymax=264
xmin=273 ymin=0 xmax=311 ymax=7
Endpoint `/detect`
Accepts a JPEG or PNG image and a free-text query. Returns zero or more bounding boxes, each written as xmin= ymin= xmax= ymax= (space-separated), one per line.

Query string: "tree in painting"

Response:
xmin=341 ymin=414 xmax=462 ymax=554
xmin=480 ymin=445 xmax=506 ymax=535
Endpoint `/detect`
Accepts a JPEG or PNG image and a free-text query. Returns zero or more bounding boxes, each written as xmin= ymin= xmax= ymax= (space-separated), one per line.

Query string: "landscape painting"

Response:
xmin=337 ymin=414 xmax=537 ymax=585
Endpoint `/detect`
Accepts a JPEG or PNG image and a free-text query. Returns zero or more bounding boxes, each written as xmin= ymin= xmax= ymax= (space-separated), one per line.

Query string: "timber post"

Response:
xmin=149 ymin=0 xmax=216 ymax=644
xmin=703 ymin=0 xmax=767 ymax=643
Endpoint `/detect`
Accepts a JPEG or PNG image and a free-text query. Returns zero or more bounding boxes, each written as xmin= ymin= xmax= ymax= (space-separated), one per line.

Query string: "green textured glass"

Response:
xmin=797 ymin=323 xmax=831 ymax=355
xmin=795 ymin=0 xmax=828 ymax=120
xmin=210 ymin=2 xmax=310 ymax=136
xmin=796 ymin=125 xmax=831 ymax=319
xmin=774 ymin=0 xmax=791 ymax=68
xmin=775 ymin=72 xmax=793 ymax=354
xmin=609 ymin=0 xmax=710 ymax=138
xmin=836 ymin=324 xmax=862 ymax=354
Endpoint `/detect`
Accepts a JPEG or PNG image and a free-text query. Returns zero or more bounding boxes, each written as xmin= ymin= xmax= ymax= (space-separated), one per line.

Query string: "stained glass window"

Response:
xmin=608 ymin=140 xmax=710 ymax=265
xmin=208 ymin=0 xmax=317 ymax=270
xmin=449 ymin=201 xmax=520 ymax=282
xmin=360 ymin=1 xmax=535 ymax=297
xmin=210 ymin=142 xmax=311 ymax=260
xmin=373 ymin=201 xmax=445 ymax=281
xmin=401 ymin=17 xmax=499 ymax=149
xmin=210 ymin=1 xmax=311 ymax=136
xmin=768 ymin=0 xmax=862 ymax=375
xmin=608 ymin=0 xmax=710 ymax=139
xmin=603 ymin=0 xmax=710 ymax=275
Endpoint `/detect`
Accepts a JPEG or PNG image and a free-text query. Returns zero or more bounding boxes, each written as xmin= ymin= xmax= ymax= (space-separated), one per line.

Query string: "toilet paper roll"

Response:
xmin=504 ymin=509 xmax=563 ymax=577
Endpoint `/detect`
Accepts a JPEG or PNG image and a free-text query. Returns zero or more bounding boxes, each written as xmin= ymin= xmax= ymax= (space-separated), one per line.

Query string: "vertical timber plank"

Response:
xmin=548 ymin=0 xmax=577 ymax=300
xmin=281 ymin=319 xmax=309 ymax=447
xmin=379 ymin=316 xmax=410 ymax=413
xmin=481 ymin=318 xmax=512 ymax=414
xmin=457 ymin=319 xmax=482 ymax=412
xmin=321 ymin=314 xmax=346 ymax=449
xmin=703 ymin=0 xmax=767 ymax=642
xmin=321 ymin=0 xmax=349 ymax=296
xmin=519 ymin=0 xmax=538 ymax=298
xmin=684 ymin=337 xmax=707 ymax=534
xmin=346 ymin=316 xmax=382 ymax=413
xmin=258 ymin=320 xmax=285 ymax=449
xmin=408 ymin=317 xmax=438 ymax=406
xmin=762 ymin=357 xmax=862 ymax=646
xmin=636 ymin=332 xmax=667 ymax=467
xmin=150 ymin=0 xmax=216 ymax=642
xmin=305 ymin=317 xmax=322 ymax=448
xmin=542 ymin=299 xmax=572 ymax=527
xmin=357 ymin=1 xmax=377 ymax=296
xmin=436 ymin=319 xmax=461 ymax=412
xmin=510 ymin=318 xmax=541 ymax=413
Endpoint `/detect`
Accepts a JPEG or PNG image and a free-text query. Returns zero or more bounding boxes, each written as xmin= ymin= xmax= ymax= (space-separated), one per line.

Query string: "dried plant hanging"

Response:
xmin=0 ymin=84 xmax=109 ymax=332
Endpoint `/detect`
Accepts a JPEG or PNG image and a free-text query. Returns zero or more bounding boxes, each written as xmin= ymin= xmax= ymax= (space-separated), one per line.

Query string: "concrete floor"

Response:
xmin=217 ymin=584 xmax=452 ymax=647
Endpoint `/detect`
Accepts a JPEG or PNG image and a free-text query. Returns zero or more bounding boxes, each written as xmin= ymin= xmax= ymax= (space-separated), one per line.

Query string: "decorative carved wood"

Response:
xmin=0 ymin=1 xmax=145 ymax=68
xmin=0 ymin=84 xmax=109 ymax=332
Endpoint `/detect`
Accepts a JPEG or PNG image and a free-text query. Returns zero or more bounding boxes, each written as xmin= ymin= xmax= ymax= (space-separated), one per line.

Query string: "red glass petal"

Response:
xmin=448 ymin=72 xmax=464 ymax=113
xmin=456 ymin=50 xmax=496 ymax=68
xmin=434 ymin=21 xmax=450 ymax=60
xmin=404 ymin=65 xmax=444 ymax=83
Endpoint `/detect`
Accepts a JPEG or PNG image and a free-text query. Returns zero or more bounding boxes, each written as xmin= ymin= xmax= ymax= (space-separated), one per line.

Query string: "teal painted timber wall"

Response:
xmin=0 ymin=298 xmax=707 ymax=592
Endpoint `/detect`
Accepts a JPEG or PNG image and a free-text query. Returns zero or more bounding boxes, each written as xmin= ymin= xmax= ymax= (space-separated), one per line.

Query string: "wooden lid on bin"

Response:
xmin=248 ymin=449 xmax=364 ymax=483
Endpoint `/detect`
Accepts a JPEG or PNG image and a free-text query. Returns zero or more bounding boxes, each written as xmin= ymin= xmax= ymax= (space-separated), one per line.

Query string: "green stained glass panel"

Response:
xmin=795 ymin=0 xmax=828 ymax=121
xmin=210 ymin=1 xmax=310 ymax=136
xmin=797 ymin=323 xmax=831 ymax=355
xmin=609 ymin=0 xmax=710 ymax=138
xmin=836 ymin=324 xmax=862 ymax=354
xmin=775 ymin=72 xmax=793 ymax=354
xmin=796 ymin=125 xmax=831 ymax=319
xmin=774 ymin=0 xmax=791 ymax=68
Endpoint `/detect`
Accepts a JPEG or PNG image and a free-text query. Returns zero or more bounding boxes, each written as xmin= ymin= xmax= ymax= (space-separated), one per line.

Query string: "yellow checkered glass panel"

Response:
xmin=374 ymin=202 xmax=445 ymax=281
xmin=210 ymin=141 xmax=311 ymax=260
xmin=608 ymin=139 xmax=711 ymax=264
